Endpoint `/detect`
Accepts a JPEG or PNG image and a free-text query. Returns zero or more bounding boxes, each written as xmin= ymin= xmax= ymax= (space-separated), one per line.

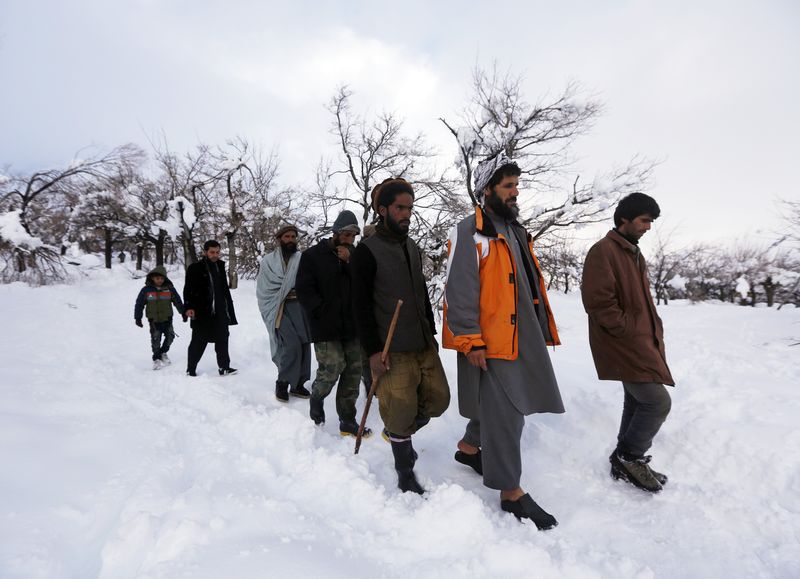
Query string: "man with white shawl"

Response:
xmin=256 ymin=224 xmax=312 ymax=402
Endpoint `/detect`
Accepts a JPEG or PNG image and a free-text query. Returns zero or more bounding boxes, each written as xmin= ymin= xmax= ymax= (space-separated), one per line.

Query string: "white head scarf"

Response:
xmin=473 ymin=152 xmax=517 ymax=203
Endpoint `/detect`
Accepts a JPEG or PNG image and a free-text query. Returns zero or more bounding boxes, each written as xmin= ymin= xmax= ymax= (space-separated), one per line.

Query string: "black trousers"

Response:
xmin=186 ymin=316 xmax=230 ymax=372
xmin=617 ymin=381 xmax=672 ymax=458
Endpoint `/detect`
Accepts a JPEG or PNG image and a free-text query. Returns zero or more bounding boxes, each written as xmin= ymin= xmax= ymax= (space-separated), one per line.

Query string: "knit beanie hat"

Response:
xmin=275 ymin=223 xmax=299 ymax=238
xmin=332 ymin=210 xmax=360 ymax=234
xmin=370 ymin=178 xmax=415 ymax=213
xmin=473 ymin=152 xmax=517 ymax=203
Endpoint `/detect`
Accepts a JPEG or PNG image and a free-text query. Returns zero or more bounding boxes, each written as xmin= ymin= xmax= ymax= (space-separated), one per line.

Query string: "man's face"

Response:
xmin=380 ymin=193 xmax=414 ymax=234
xmin=205 ymin=246 xmax=221 ymax=261
xmin=618 ymin=214 xmax=654 ymax=241
xmin=279 ymin=230 xmax=298 ymax=252
xmin=484 ymin=175 xmax=520 ymax=220
xmin=334 ymin=231 xmax=357 ymax=247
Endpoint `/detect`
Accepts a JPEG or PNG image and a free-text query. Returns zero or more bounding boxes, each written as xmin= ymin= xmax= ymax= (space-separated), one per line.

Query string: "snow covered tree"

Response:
xmin=0 ymin=144 xmax=144 ymax=283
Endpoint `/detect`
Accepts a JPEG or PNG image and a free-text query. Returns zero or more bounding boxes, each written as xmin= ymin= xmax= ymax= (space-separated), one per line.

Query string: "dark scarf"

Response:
xmin=613 ymin=227 xmax=639 ymax=246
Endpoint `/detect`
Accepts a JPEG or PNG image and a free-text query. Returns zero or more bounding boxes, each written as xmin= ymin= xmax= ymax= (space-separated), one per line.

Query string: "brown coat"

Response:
xmin=581 ymin=230 xmax=674 ymax=385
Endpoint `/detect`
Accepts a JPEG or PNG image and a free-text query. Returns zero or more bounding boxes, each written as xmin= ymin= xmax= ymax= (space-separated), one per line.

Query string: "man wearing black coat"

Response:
xmin=183 ymin=239 xmax=238 ymax=376
xmin=296 ymin=210 xmax=370 ymax=437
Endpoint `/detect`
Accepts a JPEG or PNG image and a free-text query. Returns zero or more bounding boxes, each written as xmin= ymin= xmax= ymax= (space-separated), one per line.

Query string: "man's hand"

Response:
xmin=466 ymin=348 xmax=487 ymax=371
xmin=370 ymin=351 xmax=390 ymax=382
xmin=182 ymin=314 xmax=188 ymax=323
xmin=335 ymin=245 xmax=351 ymax=263
xmin=185 ymin=309 xmax=195 ymax=319
xmin=135 ymin=319 xmax=143 ymax=328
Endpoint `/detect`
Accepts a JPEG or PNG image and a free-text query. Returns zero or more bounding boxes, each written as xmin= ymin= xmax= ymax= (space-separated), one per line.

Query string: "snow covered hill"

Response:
xmin=1 ymin=265 xmax=798 ymax=578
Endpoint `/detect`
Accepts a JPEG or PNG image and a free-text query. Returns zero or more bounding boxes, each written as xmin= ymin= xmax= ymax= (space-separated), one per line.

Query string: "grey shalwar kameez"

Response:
xmin=446 ymin=211 xmax=564 ymax=490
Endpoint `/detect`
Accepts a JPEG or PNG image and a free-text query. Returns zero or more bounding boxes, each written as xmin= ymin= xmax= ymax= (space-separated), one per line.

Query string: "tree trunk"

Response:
xmin=136 ymin=243 xmax=144 ymax=270
xmin=104 ymin=229 xmax=113 ymax=269
xmin=226 ymin=231 xmax=238 ymax=289
xmin=763 ymin=278 xmax=775 ymax=307
xmin=15 ymin=248 xmax=26 ymax=273
xmin=155 ymin=231 xmax=166 ymax=266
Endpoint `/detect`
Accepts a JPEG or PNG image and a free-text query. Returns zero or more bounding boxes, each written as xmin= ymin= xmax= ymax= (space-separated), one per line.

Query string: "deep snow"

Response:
xmin=1 ymin=264 xmax=798 ymax=578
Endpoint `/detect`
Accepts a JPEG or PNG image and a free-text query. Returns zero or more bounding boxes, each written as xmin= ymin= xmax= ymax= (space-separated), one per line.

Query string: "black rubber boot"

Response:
xmin=309 ymin=394 xmax=325 ymax=425
xmin=501 ymin=494 xmax=558 ymax=530
xmin=275 ymin=380 xmax=289 ymax=403
xmin=391 ymin=439 xmax=424 ymax=494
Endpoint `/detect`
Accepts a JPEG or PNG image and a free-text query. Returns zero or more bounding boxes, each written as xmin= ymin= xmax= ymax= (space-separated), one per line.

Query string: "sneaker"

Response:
xmin=218 ymin=367 xmax=238 ymax=376
xmin=276 ymin=381 xmax=290 ymax=403
xmin=501 ymin=494 xmax=558 ymax=530
xmin=610 ymin=452 xmax=663 ymax=493
xmin=289 ymin=383 xmax=311 ymax=399
xmin=160 ymin=353 xmax=171 ymax=365
xmin=610 ymin=451 xmax=667 ymax=485
xmin=454 ymin=449 xmax=483 ymax=475
xmin=186 ymin=370 xmax=197 ymax=377
xmin=153 ymin=359 xmax=163 ymax=370
xmin=340 ymin=420 xmax=372 ymax=438
xmin=642 ymin=455 xmax=668 ymax=485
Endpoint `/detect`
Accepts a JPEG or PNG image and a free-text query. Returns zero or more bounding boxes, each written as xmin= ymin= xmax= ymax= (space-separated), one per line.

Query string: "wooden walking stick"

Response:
xmin=354 ymin=299 xmax=403 ymax=454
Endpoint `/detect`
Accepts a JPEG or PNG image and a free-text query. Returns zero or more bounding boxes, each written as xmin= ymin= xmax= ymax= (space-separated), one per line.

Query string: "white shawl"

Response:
xmin=256 ymin=249 xmax=302 ymax=360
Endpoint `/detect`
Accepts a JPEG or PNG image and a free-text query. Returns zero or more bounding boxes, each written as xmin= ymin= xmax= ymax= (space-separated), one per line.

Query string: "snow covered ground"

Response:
xmin=1 ymin=264 xmax=798 ymax=579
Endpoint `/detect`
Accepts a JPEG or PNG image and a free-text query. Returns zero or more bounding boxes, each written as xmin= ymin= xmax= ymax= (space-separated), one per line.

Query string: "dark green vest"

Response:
xmin=362 ymin=234 xmax=433 ymax=353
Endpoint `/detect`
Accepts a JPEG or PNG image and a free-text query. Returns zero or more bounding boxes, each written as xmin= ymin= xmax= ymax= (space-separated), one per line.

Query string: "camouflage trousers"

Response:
xmin=377 ymin=346 xmax=450 ymax=438
xmin=312 ymin=339 xmax=363 ymax=423
xmin=149 ymin=320 xmax=175 ymax=361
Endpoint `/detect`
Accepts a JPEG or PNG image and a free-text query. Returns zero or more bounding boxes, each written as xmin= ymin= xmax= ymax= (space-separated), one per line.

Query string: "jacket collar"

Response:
xmin=475 ymin=205 xmax=528 ymax=242
xmin=606 ymin=229 xmax=639 ymax=254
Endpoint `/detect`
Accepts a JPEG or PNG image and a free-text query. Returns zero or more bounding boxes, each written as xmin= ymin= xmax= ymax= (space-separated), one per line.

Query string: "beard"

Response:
xmin=385 ymin=213 xmax=410 ymax=236
xmin=280 ymin=241 xmax=298 ymax=255
xmin=485 ymin=192 xmax=520 ymax=220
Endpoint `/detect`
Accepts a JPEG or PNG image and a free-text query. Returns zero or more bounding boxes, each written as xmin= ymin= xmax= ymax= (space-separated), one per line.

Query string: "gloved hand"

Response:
xmin=182 ymin=314 xmax=188 ymax=323
xmin=135 ymin=319 xmax=143 ymax=328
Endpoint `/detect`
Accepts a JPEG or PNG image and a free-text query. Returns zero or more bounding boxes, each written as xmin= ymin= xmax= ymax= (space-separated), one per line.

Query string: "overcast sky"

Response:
xmin=1 ymin=0 xmax=798 ymax=247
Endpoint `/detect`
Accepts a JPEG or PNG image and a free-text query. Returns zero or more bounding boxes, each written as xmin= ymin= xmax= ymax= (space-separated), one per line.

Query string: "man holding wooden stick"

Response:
xmin=351 ymin=178 xmax=450 ymax=494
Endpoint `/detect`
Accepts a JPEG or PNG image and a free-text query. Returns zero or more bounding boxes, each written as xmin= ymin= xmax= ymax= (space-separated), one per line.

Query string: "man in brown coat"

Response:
xmin=581 ymin=192 xmax=674 ymax=493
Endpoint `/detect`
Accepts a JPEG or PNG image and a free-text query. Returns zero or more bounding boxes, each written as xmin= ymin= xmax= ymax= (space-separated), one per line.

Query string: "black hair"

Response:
xmin=203 ymin=239 xmax=221 ymax=251
xmin=485 ymin=163 xmax=522 ymax=193
xmin=613 ymin=193 xmax=661 ymax=226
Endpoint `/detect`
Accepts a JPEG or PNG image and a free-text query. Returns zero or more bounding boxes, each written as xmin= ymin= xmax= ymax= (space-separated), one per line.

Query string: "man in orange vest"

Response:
xmin=443 ymin=153 xmax=564 ymax=530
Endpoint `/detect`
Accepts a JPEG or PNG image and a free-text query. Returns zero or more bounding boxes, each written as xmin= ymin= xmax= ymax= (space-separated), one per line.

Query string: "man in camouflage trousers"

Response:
xmin=296 ymin=210 xmax=371 ymax=437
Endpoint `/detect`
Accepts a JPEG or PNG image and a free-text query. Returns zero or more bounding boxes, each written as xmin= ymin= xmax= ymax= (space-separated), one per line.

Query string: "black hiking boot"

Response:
xmin=186 ymin=369 xmax=197 ymax=377
xmin=290 ymin=383 xmax=311 ymax=399
xmin=610 ymin=451 xmax=663 ymax=493
xmin=609 ymin=451 xmax=667 ymax=485
xmin=339 ymin=420 xmax=372 ymax=438
xmin=454 ymin=449 xmax=483 ymax=475
xmin=309 ymin=394 xmax=325 ymax=424
xmin=218 ymin=367 xmax=238 ymax=376
xmin=391 ymin=438 xmax=424 ymax=494
xmin=275 ymin=380 xmax=290 ymax=403
xmin=501 ymin=494 xmax=558 ymax=530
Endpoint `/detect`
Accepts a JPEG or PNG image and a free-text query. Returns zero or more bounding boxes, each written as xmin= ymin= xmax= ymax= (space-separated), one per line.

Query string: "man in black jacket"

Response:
xmin=296 ymin=210 xmax=370 ymax=437
xmin=183 ymin=240 xmax=238 ymax=376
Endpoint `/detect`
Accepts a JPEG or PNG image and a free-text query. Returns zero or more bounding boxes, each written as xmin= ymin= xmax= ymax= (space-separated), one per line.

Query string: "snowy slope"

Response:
xmin=1 ymin=265 xmax=798 ymax=579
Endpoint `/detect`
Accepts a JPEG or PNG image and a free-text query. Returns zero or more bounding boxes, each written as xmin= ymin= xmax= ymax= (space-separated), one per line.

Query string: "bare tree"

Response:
xmin=440 ymin=64 xmax=656 ymax=240
xmin=324 ymin=86 xmax=434 ymax=224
